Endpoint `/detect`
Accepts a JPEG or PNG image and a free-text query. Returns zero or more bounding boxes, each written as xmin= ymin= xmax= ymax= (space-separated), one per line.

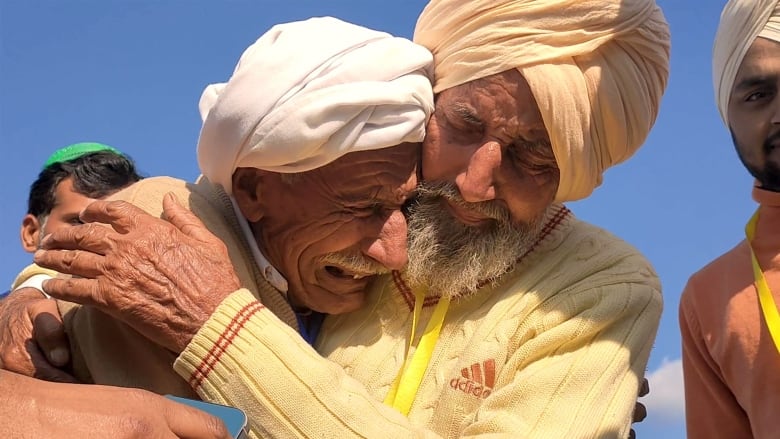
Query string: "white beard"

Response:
xmin=406 ymin=182 xmax=547 ymax=299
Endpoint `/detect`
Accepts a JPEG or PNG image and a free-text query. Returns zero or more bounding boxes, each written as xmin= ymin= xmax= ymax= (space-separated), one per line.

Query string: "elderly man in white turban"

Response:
xmin=680 ymin=1 xmax=780 ymax=438
xmin=0 ymin=15 xmax=433 ymax=400
xmin=20 ymin=1 xmax=668 ymax=438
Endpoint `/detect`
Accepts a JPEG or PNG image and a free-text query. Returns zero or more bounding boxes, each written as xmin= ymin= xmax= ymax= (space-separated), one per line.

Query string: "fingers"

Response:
xmin=34 ymin=249 xmax=106 ymax=279
xmin=79 ymin=200 xmax=147 ymax=234
xmin=30 ymin=352 xmax=79 ymax=384
xmin=639 ymin=377 xmax=650 ymax=397
xmin=161 ymin=398 xmax=232 ymax=439
xmin=0 ymin=337 xmax=76 ymax=383
xmin=162 ymin=193 xmax=217 ymax=244
xmin=632 ymin=401 xmax=647 ymax=423
xmin=29 ymin=300 xmax=70 ymax=367
xmin=40 ymin=278 xmax=103 ymax=308
xmin=38 ymin=223 xmax=113 ymax=255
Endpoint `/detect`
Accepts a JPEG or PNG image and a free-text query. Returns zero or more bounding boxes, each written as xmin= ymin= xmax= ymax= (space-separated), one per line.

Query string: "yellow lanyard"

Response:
xmin=383 ymin=289 xmax=451 ymax=415
xmin=746 ymin=209 xmax=780 ymax=354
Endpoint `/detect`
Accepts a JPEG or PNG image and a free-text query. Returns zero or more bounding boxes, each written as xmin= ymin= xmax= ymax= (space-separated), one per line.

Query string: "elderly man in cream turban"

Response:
xmin=306 ymin=1 xmax=667 ymax=437
xmin=680 ymin=2 xmax=780 ymax=438
xmin=19 ymin=2 xmax=668 ymax=439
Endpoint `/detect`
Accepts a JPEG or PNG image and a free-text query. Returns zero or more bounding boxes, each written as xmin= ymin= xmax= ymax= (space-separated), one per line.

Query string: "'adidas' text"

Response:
xmin=449 ymin=377 xmax=492 ymax=399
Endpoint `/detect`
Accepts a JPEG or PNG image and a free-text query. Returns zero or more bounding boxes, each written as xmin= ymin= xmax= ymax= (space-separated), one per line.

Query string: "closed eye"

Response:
xmin=508 ymin=138 xmax=557 ymax=172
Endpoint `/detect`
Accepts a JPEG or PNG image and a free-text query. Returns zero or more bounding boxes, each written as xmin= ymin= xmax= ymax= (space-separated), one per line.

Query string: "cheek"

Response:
xmin=499 ymin=167 xmax=558 ymax=219
xmin=296 ymin=220 xmax=366 ymax=266
xmin=731 ymin=123 xmax=763 ymax=161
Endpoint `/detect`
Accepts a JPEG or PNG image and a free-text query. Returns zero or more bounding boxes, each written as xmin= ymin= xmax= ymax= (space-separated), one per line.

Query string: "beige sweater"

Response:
xmin=173 ymin=205 xmax=663 ymax=438
xmin=37 ymin=176 xmax=662 ymax=438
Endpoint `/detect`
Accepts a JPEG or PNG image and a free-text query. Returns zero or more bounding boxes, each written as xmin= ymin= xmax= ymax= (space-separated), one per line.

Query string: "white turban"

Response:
xmin=713 ymin=0 xmax=780 ymax=126
xmin=197 ymin=17 xmax=434 ymax=194
xmin=414 ymin=0 xmax=670 ymax=202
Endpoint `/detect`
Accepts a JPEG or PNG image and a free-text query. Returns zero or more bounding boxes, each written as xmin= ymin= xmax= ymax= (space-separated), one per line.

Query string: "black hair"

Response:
xmin=27 ymin=151 xmax=143 ymax=217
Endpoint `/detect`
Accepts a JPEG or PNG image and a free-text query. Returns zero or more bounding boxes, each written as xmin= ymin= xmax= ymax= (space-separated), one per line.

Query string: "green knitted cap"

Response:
xmin=43 ymin=142 xmax=122 ymax=169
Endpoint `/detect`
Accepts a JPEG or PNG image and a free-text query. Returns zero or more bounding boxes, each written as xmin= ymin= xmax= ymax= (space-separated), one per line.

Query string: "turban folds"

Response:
xmin=197 ymin=17 xmax=434 ymax=194
xmin=713 ymin=0 xmax=780 ymax=126
xmin=414 ymin=0 xmax=670 ymax=201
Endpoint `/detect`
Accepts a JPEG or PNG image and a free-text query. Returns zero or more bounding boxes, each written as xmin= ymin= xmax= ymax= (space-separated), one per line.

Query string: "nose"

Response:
xmin=455 ymin=141 xmax=501 ymax=202
xmin=361 ymin=209 xmax=408 ymax=271
xmin=773 ymin=100 xmax=780 ymax=125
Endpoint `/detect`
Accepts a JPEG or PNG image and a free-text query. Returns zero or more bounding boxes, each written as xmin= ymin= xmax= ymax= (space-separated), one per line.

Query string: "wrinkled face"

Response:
xmin=405 ymin=70 xmax=559 ymax=296
xmin=234 ymin=143 xmax=419 ymax=314
xmin=422 ymin=69 xmax=559 ymax=226
xmin=20 ymin=178 xmax=98 ymax=252
xmin=729 ymin=37 xmax=780 ymax=191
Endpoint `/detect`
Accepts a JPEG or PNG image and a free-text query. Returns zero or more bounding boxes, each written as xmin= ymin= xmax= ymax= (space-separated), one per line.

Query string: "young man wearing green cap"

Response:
xmin=0 ymin=143 xmax=142 ymax=379
xmin=20 ymin=142 xmax=140 ymax=252
xmin=7 ymin=143 xmax=142 ymax=295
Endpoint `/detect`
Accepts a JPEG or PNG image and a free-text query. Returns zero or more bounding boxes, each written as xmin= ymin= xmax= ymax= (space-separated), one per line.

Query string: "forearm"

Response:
xmin=175 ymin=289 xmax=440 ymax=439
xmin=0 ymin=371 xmax=36 ymax=437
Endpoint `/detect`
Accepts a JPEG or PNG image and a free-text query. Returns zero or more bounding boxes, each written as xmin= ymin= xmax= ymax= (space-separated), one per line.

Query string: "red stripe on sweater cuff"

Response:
xmin=189 ymin=301 xmax=265 ymax=389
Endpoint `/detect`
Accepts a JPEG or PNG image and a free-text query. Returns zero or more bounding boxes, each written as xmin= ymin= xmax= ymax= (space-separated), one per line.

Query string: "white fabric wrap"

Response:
xmin=197 ymin=17 xmax=434 ymax=194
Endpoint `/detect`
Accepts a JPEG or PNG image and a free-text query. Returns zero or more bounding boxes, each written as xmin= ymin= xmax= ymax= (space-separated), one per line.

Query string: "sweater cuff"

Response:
xmin=11 ymin=264 xmax=58 ymax=290
xmin=14 ymin=274 xmax=53 ymax=298
xmin=174 ymin=288 xmax=264 ymax=390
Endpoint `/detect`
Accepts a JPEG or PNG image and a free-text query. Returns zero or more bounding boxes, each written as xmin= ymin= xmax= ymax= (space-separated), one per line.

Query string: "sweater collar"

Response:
xmin=753 ymin=185 xmax=780 ymax=208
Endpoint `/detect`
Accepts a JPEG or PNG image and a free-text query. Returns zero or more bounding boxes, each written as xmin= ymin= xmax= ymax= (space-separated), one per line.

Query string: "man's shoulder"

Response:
xmin=108 ymin=176 xmax=222 ymax=218
xmin=109 ymin=176 xmax=190 ymax=211
xmin=556 ymin=216 xmax=658 ymax=283
xmin=681 ymin=240 xmax=748 ymax=304
xmin=499 ymin=214 xmax=661 ymax=312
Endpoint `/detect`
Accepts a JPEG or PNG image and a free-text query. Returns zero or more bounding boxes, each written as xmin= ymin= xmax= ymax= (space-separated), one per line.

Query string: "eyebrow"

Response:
xmin=734 ymin=74 xmax=777 ymax=92
xmin=453 ymin=103 xmax=484 ymax=128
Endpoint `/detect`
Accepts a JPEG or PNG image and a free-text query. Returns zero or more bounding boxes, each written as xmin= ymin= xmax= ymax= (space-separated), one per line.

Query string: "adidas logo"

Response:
xmin=449 ymin=359 xmax=495 ymax=399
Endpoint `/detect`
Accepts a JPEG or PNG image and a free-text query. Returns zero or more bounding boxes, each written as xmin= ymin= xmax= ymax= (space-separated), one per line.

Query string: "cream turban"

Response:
xmin=713 ymin=0 xmax=780 ymax=126
xmin=197 ymin=17 xmax=434 ymax=194
xmin=414 ymin=0 xmax=670 ymax=202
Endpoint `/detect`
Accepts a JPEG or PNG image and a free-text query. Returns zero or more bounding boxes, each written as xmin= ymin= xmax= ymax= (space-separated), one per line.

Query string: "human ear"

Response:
xmin=20 ymin=214 xmax=42 ymax=253
xmin=231 ymin=167 xmax=266 ymax=222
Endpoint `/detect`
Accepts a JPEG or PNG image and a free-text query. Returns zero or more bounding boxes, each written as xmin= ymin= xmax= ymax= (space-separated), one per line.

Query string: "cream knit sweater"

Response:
xmin=18 ymin=176 xmax=662 ymax=437
xmin=172 ymin=205 xmax=663 ymax=438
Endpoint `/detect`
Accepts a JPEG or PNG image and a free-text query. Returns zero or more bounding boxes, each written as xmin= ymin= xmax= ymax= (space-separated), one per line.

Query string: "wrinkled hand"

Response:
xmin=0 ymin=370 xmax=231 ymax=439
xmin=628 ymin=377 xmax=650 ymax=439
xmin=34 ymin=194 xmax=241 ymax=353
xmin=0 ymin=288 xmax=74 ymax=382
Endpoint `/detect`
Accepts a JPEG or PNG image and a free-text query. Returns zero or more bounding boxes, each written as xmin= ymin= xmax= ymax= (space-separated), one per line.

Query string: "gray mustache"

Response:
xmin=413 ymin=181 xmax=512 ymax=224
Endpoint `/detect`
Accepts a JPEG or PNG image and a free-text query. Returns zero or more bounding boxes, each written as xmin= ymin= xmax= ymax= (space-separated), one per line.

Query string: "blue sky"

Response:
xmin=0 ymin=1 xmax=746 ymax=437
